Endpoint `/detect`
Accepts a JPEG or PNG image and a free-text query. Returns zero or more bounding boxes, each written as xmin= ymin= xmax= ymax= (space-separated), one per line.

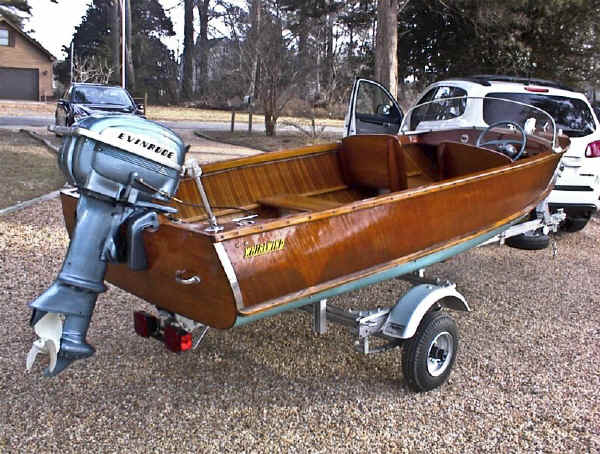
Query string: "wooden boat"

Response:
xmin=59 ymin=129 xmax=562 ymax=330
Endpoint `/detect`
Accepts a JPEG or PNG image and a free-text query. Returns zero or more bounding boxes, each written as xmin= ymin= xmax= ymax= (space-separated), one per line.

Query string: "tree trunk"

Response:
xmin=247 ymin=0 xmax=261 ymax=101
xmin=182 ymin=0 xmax=194 ymax=100
xmin=297 ymin=22 xmax=309 ymax=99
xmin=110 ymin=0 xmax=120 ymax=84
xmin=196 ymin=0 xmax=210 ymax=97
xmin=265 ymin=113 xmax=276 ymax=136
xmin=324 ymin=7 xmax=334 ymax=91
xmin=125 ymin=0 xmax=135 ymax=92
xmin=375 ymin=0 xmax=398 ymax=99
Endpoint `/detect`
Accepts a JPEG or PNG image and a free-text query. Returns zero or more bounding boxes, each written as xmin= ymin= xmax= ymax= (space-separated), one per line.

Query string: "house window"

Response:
xmin=0 ymin=29 xmax=9 ymax=46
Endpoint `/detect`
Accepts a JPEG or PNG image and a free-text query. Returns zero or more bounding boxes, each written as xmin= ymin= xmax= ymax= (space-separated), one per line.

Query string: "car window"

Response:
xmin=355 ymin=81 xmax=402 ymax=121
xmin=415 ymin=88 xmax=438 ymax=107
xmin=410 ymin=86 xmax=467 ymax=129
xmin=72 ymin=86 xmax=133 ymax=107
xmin=484 ymin=92 xmax=596 ymax=138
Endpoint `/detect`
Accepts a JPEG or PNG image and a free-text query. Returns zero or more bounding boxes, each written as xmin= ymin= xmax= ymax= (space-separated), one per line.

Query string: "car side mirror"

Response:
xmin=376 ymin=104 xmax=391 ymax=116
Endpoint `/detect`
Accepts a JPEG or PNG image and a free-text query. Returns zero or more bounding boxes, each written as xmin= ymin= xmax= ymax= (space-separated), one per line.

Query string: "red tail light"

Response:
xmin=134 ymin=311 xmax=159 ymax=337
xmin=524 ymin=86 xmax=549 ymax=93
xmin=164 ymin=324 xmax=192 ymax=353
xmin=585 ymin=141 xmax=600 ymax=157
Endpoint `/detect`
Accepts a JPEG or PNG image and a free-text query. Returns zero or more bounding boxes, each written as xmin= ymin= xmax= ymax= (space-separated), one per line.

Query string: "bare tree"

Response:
xmin=73 ymin=55 xmax=114 ymax=84
xmin=254 ymin=5 xmax=306 ymax=136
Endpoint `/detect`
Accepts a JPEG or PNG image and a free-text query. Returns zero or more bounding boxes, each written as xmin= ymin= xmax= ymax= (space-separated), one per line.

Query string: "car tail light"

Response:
xmin=585 ymin=141 xmax=600 ymax=157
xmin=164 ymin=324 xmax=192 ymax=353
xmin=134 ymin=311 xmax=159 ymax=337
xmin=524 ymin=86 xmax=549 ymax=93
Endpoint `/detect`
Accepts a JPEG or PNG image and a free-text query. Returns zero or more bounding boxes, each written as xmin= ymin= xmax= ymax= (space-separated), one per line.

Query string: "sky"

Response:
xmin=27 ymin=0 xmax=185 ymax=60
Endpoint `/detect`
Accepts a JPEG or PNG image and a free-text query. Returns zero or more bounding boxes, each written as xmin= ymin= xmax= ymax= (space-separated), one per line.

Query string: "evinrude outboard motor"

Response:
xmin=27 ymin=115 xmax=187 ymax=376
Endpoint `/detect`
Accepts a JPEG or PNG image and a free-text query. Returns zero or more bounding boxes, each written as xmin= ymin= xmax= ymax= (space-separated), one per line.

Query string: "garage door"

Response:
xmin=0 ymin=67 xmax=38 ymax=101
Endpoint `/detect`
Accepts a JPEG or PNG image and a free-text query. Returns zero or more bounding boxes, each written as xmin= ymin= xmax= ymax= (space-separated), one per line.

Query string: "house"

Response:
xmin=0 ymin=16 xmax=55 ymax=101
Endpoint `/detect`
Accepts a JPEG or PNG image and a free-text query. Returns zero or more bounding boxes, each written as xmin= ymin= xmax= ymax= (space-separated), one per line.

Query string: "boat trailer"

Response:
xmin=133 ymin=269 xmax=469 ymax=393
xmin=480 ymin=200 xmax=566 ymax=249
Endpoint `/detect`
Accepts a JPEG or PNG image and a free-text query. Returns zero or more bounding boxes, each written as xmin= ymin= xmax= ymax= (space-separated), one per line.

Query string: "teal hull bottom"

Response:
xmin=233 ymin=219 xmax=518 ymax=327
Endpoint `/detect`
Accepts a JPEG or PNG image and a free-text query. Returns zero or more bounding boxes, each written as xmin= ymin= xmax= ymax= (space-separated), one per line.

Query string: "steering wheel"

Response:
xmin=476 ymin=121 xmax=527 ymax=160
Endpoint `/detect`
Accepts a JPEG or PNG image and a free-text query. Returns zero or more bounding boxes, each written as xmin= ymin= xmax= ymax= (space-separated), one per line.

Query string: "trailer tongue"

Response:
xmin=27 ymin=115 xmax=187 ymax=376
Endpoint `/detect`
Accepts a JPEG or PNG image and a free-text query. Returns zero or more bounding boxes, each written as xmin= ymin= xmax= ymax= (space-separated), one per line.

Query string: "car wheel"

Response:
xmin=54 ymin=114 xmax=63 ymax=136
xmin=560 ymin=214 xmax=591 ymax=233
xmin=402 ymin=310 xmax=458 ymax=392
xmin=505 ymin=230 xmax=550 ymax=250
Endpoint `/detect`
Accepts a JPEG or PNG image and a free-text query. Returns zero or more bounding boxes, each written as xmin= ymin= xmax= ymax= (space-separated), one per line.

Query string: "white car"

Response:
xmin=345 ymin=76 xmax=600 ymax=233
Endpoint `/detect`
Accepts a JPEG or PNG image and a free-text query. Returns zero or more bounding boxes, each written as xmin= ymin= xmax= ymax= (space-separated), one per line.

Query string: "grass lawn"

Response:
xmin=198 ymin=129 xmax=343 ymax=152
xmin=0 ymin=101 xmax=345 ymax=128
xmin=0 ymin=129 xmax=65 ymax=210
xmin=148 ymin=106 xmax=345 ymax=127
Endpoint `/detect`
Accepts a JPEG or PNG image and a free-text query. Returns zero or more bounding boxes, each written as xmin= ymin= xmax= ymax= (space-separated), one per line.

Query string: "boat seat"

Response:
xmin=437 ymin=141 xmax=512 ymax=179
xmin=258 ymin=194 xmax=343 ymax=212
xmin=402 ymin=143 xmax=441 ymax=181
xmin=339 ymin=135 xmax=407 ymax=192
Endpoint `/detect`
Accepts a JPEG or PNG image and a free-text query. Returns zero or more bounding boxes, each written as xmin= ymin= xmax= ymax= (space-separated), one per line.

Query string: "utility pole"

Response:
xmin=70 ymin=41 xmax=74 ymax=84
xmin=121 ymin=0 xmax=126 ymax=88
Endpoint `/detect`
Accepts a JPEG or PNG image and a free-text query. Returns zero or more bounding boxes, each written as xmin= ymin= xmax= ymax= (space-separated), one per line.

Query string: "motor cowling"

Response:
xmin=27 ymin=115 xmax=188 ymax=376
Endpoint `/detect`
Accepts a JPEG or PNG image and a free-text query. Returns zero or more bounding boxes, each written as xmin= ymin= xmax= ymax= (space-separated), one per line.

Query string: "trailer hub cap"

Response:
xmin=427 ymin=331 xmax=454 ymax=376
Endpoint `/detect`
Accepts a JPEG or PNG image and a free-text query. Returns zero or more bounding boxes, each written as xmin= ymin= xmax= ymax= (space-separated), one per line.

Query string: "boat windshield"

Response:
xmin=400 ymin=96 xmax=558 ymax=149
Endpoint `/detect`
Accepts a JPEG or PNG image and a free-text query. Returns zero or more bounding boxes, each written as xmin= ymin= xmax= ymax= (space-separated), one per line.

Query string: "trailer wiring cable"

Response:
xmin=134 ymin=176 xmax=253 ymax=214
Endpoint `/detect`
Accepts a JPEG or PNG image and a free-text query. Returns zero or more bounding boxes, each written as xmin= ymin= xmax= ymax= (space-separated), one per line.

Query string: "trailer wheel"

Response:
xmin=560 ymin=214 xmax=590 ymax=233
xmin=505 ymin=230 xmax=549 ymax=250
xmin=402 ymin=310 xmax=458 ymax=392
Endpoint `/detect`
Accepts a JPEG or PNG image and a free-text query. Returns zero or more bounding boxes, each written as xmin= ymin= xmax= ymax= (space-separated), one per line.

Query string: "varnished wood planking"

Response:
xmin=201 ymin=142 xmax=341 ymax=173
xmin=60 ymin=192 xmax=238 ymax=328
xmin=258 ymin=194 xmax=343 ymax=212
xmin=221 ymin=152 xmax=560 ymax=311
xmin=214 ymin=151 xmax=560 ymax=242
xmin=175 ymin=150 xmax=347 ymax=219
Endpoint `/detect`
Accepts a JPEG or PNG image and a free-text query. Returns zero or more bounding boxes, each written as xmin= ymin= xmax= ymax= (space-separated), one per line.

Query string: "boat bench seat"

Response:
xmin=258 ymin=194 xmax=343 ymax=212
xmin=339 ymin=134 xmax=407 ymax=192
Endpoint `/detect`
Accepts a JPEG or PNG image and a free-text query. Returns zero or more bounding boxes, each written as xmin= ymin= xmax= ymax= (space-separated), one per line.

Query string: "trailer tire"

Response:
xmin=402 ymin=310 xmax=458 ymax=392
xmin=505 ymin=230 xmax=549 ymax=250
xmin=560 ymin=215 xmax=590 ymax=233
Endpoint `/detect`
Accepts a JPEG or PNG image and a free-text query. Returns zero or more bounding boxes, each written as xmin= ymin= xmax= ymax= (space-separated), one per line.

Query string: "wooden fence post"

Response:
xmin=231 ymin=108 xmax=235 ymax=132
xmin=248 ymin=105 xmax=253 ymax=133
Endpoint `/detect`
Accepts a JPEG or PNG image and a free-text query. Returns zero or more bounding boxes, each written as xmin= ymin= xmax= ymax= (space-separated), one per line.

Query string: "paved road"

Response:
xmin=0 ymin=115 xmax=345 ymax=134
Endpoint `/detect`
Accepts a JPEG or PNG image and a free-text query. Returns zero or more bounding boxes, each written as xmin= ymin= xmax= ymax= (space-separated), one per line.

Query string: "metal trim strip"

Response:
xmin=213 ymin=242 xmax=245 ymax=311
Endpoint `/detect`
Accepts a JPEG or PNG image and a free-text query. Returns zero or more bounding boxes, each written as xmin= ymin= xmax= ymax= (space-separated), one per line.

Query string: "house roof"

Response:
xmin=0 ymin=15 xmax=56 ymax=62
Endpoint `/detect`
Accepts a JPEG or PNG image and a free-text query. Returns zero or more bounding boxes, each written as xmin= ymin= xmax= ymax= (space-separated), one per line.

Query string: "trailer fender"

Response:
xmin=382 ymin=284 xmax=469 ymax=339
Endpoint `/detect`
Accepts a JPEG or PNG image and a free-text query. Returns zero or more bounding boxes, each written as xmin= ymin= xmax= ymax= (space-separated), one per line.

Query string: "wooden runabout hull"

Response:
xmin=60 ymin=134 xmax=561 ymax=329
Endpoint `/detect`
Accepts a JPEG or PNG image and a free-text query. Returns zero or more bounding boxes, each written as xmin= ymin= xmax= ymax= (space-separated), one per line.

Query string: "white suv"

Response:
xmin=407 ymin=76 xmax=600 ymax=232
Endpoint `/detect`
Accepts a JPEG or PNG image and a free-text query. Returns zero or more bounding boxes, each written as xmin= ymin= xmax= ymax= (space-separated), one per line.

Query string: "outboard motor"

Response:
xmin=27 ymin=115 xmax=187 ymax=376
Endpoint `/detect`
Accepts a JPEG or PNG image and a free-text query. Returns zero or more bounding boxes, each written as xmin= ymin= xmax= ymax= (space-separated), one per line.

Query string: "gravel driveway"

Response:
xmin=1 ymin=201 xmax=598 ymax=453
